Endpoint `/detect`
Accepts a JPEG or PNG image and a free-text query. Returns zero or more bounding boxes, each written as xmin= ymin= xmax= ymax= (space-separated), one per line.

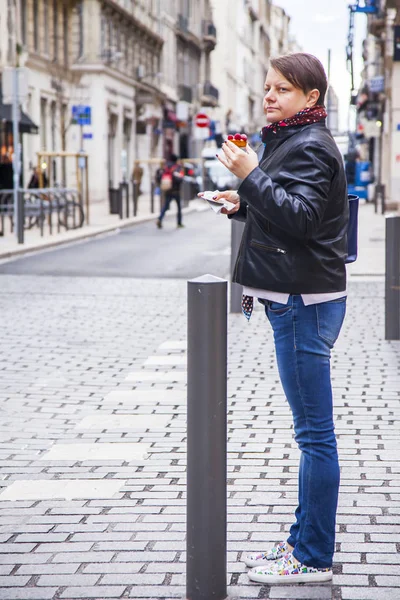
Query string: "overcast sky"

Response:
xmin=275 ymin=0 xmax=367 ymax=131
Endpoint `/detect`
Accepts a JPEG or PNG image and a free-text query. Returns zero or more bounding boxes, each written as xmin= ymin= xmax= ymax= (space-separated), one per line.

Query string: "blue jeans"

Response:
xmin=159 ymin=192 xmax=182 ymax=225
xmin=264 ymin=295 xmax=346 ymax=568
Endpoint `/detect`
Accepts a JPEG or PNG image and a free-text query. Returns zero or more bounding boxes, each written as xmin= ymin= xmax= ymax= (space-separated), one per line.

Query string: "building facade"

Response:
xmin=209 ymin=0 xmax=298 ymax=144
xmin=355 ymin=0 xmax=400 ymax=209
xmin=1 ymin=0 xmax=305 ymax=204
xmin=0 ymin=0 xmax=217 ymax=202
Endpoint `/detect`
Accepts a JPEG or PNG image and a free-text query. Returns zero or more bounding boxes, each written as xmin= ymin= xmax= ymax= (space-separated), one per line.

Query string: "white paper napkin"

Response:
xmin=201 ymin=190 xmax=236 ymax=214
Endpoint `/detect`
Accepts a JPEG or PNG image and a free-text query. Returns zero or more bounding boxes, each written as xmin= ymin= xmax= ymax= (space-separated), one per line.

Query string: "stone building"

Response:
xmin=209 ymin=0 xmax=298 ymax=143
xmin=0 ymin=0 xmax=217 ymax=203
xmin=354 ymin=0 xmax=400 ymax=208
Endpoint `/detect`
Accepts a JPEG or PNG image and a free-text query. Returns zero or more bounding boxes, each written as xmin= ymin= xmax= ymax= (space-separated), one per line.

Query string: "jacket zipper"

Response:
xmin=250 ymin=241 xmax=287 ymax=254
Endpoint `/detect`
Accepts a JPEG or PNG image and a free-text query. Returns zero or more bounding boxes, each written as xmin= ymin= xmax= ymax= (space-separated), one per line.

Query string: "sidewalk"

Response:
xmin=0 ymin=193 xmax=198 ymax=261
xmin=0 ymin=202 xmax=398 ymax=600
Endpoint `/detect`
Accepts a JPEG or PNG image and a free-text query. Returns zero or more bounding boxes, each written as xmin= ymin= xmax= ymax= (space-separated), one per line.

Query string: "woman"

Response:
xmin=214 ymin=53 xmax=348 ymax=584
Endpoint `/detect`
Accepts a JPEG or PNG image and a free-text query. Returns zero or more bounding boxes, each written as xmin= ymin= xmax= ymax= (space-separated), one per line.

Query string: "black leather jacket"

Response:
xmin=232 ymin=121 xmax=348 ymax=294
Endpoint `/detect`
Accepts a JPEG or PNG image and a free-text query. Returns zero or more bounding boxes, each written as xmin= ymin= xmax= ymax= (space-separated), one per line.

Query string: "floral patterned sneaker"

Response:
xmin=248 ymin=552 xmax=332 ymax=584
xmin=242 ymin=541 xmax=289 ymax=568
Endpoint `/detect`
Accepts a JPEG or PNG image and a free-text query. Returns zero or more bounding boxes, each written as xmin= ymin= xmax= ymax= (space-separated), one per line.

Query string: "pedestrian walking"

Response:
xmin=156 ymin=154 xmax=184 ymax=229
xmin=212 ymin=53 xmax=348 ymax=585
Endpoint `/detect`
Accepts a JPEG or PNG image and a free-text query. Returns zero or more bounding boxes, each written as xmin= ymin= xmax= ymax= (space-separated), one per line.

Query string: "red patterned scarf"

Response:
xmin=261 ymin=105 xmax=327 ymax=143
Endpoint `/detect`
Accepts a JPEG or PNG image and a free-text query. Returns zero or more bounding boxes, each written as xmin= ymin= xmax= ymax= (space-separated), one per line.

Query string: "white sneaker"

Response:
xmin=242 ymin=541 xmax=289 ymax=568
xmin=248 ymin=551 xmax=333 ymax=584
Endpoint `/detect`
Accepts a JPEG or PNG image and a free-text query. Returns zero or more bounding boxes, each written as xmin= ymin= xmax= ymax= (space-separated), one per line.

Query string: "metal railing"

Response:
xmin=202 ymin=20 xmax=217 ymax=39
xmin=0 ymin=188 xmax=84 ymax=243
xmin=203 ymin=81 xmax=219 ymax=101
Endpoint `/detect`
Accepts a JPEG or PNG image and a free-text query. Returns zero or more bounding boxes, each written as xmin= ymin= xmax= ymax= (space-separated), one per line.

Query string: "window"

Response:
xmin=100 ymin=13 xmax=107 ymax=60
xmin=44 ymin=0 xmax=49 ymax=55
xmin=33 ymin=0 xmax=39 ymax=52
xmin=50 ymin=101 xmax=57 ymax=151
xmin=77 ymin=0 xmax=84 ymax=59
xmin=20 ymin=0 xmax=27 ymax=46
xmin=40 ymin=98 xmax=48 ymax=150
xmin=63 ymin=2 xmax=68 ymax=65
xmin=53 ymin=0 xmax=58 ymax=61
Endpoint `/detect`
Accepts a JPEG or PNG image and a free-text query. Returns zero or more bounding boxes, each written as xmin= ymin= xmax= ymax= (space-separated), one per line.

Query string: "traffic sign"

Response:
xmin=72 ymin=105 xmax=91 ymax=126
xmin=195 ymin=112 xmax=210 ymax=128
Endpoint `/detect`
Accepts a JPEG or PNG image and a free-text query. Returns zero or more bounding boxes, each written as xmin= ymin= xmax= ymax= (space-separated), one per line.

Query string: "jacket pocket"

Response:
xmin=250 ymin=240 xmax=287 ymax=254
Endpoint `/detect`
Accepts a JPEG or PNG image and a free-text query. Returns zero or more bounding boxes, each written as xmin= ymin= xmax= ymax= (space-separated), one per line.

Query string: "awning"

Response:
xmin=0 ymin=86 xmax=38 ymax=135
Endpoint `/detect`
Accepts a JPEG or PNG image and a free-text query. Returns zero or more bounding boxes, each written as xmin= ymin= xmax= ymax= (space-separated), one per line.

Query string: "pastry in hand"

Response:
xmin=227 ymin=133 xmax=247 ymax=148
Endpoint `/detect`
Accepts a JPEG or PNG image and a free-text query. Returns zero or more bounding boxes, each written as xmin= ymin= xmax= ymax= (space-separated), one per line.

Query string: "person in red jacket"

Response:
xmin=156 ymin=154 xmax=184 ymax=229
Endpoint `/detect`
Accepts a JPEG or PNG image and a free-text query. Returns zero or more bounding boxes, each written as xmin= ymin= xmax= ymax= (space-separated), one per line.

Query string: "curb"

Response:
xmin=0 ymin=203 xmax=199 ymax=261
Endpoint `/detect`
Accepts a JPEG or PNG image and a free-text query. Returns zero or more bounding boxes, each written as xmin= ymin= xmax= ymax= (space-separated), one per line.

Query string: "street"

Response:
xmin=0 ymin=203 xmax=399 ymax=600
xmin=0 ymin=205 xmax=231 ymax=280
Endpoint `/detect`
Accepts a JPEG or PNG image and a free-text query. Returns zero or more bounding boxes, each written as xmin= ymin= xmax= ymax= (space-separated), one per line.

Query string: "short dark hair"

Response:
xmin=270 ymin=53 xmax=328 ymax=107
xmin=170 ymin=153 xmax=178 ymax=163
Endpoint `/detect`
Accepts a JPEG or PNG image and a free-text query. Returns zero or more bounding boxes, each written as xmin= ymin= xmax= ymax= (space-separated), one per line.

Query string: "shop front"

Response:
xmin=0 ymin=84 xmax=38 ymax=189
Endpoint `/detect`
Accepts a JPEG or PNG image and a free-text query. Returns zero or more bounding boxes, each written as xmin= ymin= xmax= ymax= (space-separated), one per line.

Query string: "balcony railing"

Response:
xmin=177 ymin=13 xmax=189 ymax=33
xmin=179 ymin=84 xmax=193 ymax=104
xmin=202 ymin=20 xmax=217 ymax=49
xmin=203 ymin=81 xmax=219 ymax=101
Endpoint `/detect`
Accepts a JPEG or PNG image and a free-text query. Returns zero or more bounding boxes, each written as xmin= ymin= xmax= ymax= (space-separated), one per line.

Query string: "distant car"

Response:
xmin=203 ymin=159 xmax=239 ymax=192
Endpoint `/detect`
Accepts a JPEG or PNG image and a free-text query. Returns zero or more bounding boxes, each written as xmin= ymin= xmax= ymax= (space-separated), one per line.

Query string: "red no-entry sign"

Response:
xmin=195 ymin=113 xmax=210 ymax=128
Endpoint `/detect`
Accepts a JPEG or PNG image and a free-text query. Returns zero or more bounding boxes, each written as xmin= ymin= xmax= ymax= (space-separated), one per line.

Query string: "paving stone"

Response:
xmin=76 ymin=414 xmax=171 ymax=430
xmin=0 ymin=576 xmax=31 ymax=586
xmin=127 ymin=586 xmax=184 ymax=598
xmin=59 ymin=586 xmax=126 ymax=598
xmin=51 ymin=551 xmax=115 ymax=563
xmin=268 ymin=586 xmax=332 ymax=599
xmin=36 ymin=574 xmax=100 ymax=586
xmin=341 ymin=589 xmax=400 ymax=600
xmin=0 ymin=590 xmax=58 ymax=599
xmin=0 ymin=275 xmax=398 ymax=599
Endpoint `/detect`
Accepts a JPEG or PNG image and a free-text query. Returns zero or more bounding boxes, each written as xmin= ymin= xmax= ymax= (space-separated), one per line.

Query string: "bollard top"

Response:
xmin=188 ymin=274 xmax=227 ymax=284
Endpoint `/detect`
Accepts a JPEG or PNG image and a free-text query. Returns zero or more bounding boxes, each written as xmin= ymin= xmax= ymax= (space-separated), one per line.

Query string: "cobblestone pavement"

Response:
xmin=0 ymin=274 xmax=399 ymax=600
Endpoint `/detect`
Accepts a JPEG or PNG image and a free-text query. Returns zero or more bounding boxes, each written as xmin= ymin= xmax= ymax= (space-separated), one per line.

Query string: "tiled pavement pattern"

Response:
xmin=0 ymin=274 xmax=399 ymax=600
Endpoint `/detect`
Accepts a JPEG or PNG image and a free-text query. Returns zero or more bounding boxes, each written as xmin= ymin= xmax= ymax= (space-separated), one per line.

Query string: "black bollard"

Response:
xmin=150 ymin=181 xmax=155 ymax=213
xmin=385 ymin=215 xmax=400 ymax=340
xmin=230 ymin=219 xmax=245 ymax=313
xmin=187 ymin=274 xmax=228 ymax=600
xmin=133 ymin=181 xmax=138 ymax=217
xmin=17 ymin=191 xmax=24 ymax=244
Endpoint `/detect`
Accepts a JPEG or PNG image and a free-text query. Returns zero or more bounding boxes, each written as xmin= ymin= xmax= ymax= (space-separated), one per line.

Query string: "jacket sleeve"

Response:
xmin=237 ymin=141 xmax=335 ymax=240
xmin=228 ymin=199 xmax=247 ymax=222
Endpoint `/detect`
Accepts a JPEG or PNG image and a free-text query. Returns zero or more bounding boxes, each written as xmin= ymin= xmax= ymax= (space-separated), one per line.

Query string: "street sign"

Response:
xmin=72 ymin=105 xmax=91 ymax=126
xmin=83 ymin=133 xmax=93 ymax=139
xmin=1 ymin=67 xmax=28 ymax=104
xmin=195 ymin=112 xmax=210 ymax=128
xmin=369 ymin=75 xmax=384 ymax=93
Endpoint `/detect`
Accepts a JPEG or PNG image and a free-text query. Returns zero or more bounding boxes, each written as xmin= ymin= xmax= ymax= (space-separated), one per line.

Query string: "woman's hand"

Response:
xmin=218 ymin=141 xmax=259 ymax=180
xmin=198 ymin=190 xmax=240 ymax=215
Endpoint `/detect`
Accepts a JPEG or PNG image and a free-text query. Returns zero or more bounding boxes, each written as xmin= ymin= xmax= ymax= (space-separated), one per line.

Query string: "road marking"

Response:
xmin=158 ymin=341 xmax=187 ymax=350
xmin=76 ymin=414 xmax=171 ymax=430
xmin=104 ymin=390 xmax=186 ymax=404
xmin=143 ymin=356 xmax=187 ymax=366
xmin=40 ymin=443 xmax=151 ymax=461
xmin=125 ymin=371 xmax=187 ymax=382
xmin=0 ymin=479 xmax=123 ymax=501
